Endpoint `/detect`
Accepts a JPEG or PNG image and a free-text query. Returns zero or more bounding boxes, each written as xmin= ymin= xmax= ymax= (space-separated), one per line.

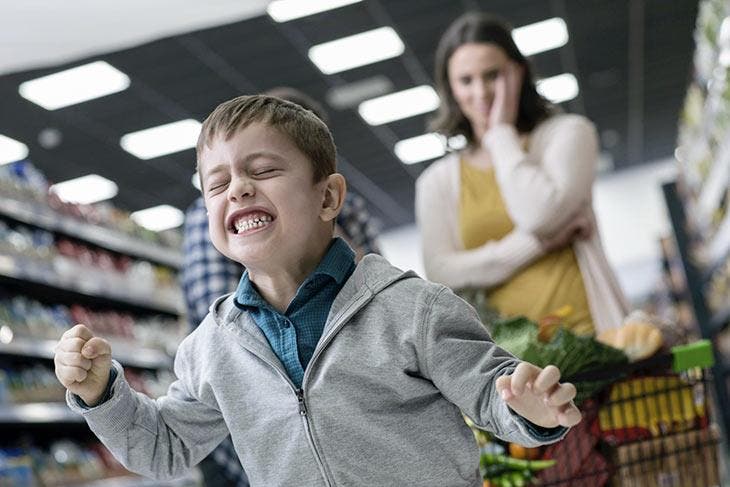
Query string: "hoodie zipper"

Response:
xmin=295 ymin=296 xmax=371 ymax=482
xmin=294 ymin=387 xmax=333 ymax=486
xmin=296 ymin=388 xmax=307 ymax=416
xmin=238 ymin=349 xmax=332 ymax=486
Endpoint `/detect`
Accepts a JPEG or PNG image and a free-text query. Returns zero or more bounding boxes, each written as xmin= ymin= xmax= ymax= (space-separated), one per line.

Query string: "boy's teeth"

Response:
xmin=234 ymin=215 xmax=272 ymax=233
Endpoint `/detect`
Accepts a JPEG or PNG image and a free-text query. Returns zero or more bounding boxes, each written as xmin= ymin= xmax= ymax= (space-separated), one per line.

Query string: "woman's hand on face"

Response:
xmin=489 ymin=61 xmax=524 ymax=128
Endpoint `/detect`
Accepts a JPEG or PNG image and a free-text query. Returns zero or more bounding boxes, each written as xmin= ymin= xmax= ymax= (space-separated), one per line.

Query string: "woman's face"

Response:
xmin=447 ymin=42 xmax=510 ymax=137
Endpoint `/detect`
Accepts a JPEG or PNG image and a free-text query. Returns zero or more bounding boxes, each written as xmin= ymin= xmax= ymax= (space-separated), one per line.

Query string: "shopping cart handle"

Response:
xmin=564 ymin=339 xmax=715 ymax=383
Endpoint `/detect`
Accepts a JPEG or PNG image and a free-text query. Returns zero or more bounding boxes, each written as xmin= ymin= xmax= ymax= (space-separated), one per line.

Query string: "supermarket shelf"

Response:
xmin=73 ymin=471 xmax=201 ymax=487
xmin=702 ymin=249 xmax=727 ymax=284
xmin=704 ymin=209 xmax=730 ymax=275
xmin=711 ymin=306 xmax=730 ymax=335
xmin=695 ymin=138 xmax=730 ymax=225
xmin=0 ymin=195 xmax=182 ymax=269
xmin=0 ymin=336 xmax=172 ymax=370
xmin=0 ymin=255 xmax=183 ymax=316
xmin=0 ymin=402 xmax=83 ymax=424
xmin=664 ymin=180 xmax=730 ymax=462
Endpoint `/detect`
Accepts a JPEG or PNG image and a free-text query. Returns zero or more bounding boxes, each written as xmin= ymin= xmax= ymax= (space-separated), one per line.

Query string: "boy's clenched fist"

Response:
xmin=54 ymin=324 xmax=112 ymax=407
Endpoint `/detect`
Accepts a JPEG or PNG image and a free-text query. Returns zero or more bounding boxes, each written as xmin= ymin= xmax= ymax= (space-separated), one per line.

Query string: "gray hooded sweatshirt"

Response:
xmin=67 ymin=254 xmax=566 ymax=486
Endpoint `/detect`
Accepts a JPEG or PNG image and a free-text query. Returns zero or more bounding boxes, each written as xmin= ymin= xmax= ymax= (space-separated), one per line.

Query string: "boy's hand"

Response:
xmin=54 ymin=324 xmax=112 ymax=407
xmin=496 ymin=363 xmax=581 ymax=429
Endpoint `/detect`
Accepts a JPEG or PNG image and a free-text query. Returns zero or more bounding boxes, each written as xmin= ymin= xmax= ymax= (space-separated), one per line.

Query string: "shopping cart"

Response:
xmin=485 ymin=340 xmax=723 ymax=487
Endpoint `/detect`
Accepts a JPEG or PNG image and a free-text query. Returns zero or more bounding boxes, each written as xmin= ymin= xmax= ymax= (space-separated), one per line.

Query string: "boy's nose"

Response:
xmin=228 ymin=177 xmax=255 ymax=201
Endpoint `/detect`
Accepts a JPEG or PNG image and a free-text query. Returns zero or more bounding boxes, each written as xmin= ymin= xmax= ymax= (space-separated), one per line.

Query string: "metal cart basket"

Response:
xmin=486 ymin=340 xmax=723 ymax=487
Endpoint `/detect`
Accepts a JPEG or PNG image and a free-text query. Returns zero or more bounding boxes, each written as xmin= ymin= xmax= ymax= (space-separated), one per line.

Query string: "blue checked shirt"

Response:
xmin=233 ymin=238 xmax=355 ymax=388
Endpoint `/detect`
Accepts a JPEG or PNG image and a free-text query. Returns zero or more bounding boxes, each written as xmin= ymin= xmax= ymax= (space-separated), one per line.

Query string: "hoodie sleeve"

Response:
xmin=66 ymin=335 xmax=230 ymax=480
xmin=416 ymin=285 xmax=568 ymax=447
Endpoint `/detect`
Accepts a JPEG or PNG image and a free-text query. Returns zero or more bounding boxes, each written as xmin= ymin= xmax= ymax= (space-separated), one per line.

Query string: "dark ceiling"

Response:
xmin=0 ymin=0 xmax=698 ymax=230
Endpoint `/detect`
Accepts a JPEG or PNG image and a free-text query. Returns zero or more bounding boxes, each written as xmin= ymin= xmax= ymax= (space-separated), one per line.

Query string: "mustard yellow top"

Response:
xmin=459 ymin=160 xmax=593 ymax=332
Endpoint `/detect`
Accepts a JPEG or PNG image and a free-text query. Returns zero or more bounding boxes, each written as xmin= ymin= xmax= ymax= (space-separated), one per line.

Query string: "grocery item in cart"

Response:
xmin=535 ymin=404 xmax=609 ymax=487
xmin=595 ymin=374 xmax=708 ymax=443
xmin=597 ymin=317 xmax=663 ymax=361
xmin=491 ymin=316 xmax=628 ymax=403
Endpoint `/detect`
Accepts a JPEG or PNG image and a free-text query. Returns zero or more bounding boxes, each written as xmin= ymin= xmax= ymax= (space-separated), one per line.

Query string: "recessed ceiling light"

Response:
xmin=18 ymin=61 xmax=130 ymax=110
xmin=394 ymin=133 xmax=446 ymax=165
xmin=512 ymin=17 xmax=569 ymax=57
xmin=120 ymin=119 xmax=201 ymax=160
xmin=267 ymin=0 xmax=362 ymax=22
xmin=358 ymin=85 xmax=440 ymax=126
xmin=308 ymin=27 xmax=404 ymax=75
xmin=131 ymin=205 xmax=185 ymax=232
xmin=50 ymin=174 xmax=118 ymax=205
xmin=326 ymin=75 xmax=394 ymax=110
xmin=448 ymin=134 xmax=468 ymax=150
xmin=537 ymin=73 xmax=579 ymax=104
xmin=0 ymin=134 xmax=29 ymax=165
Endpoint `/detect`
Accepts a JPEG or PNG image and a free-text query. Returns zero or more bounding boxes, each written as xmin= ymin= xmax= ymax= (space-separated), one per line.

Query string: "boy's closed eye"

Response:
xmin=250 ymin=166 xmax=282 ymax=178
xmin=206 ymin=179 xmax=230 ymax=194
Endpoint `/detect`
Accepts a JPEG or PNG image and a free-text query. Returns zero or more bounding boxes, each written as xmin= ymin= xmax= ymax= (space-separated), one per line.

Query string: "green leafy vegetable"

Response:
xmin=491 ymin=317 xmax=629 ymax=403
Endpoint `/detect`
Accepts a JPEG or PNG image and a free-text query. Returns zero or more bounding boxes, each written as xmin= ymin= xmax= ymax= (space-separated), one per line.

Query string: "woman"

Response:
xmin=416 ymin=12 xmax=628 ymax=334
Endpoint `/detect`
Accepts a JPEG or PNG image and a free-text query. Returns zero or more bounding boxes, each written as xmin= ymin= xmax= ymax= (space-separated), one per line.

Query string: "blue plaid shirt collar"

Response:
xmin=234 ymin=237 xmax=355 ymax=311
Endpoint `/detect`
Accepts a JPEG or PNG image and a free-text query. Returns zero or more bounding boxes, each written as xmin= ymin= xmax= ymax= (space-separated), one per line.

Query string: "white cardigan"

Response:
xmin=415 ymin=114 xmax=629 ymax=333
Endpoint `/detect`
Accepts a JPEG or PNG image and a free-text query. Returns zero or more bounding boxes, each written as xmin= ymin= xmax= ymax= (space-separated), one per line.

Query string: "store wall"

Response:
xmin=378 ymin=158 xmax=678 ymax=304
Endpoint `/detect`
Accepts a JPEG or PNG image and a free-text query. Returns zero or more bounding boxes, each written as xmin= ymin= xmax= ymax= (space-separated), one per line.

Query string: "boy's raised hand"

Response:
xmin=54 ymin=324 xmax=112 ymax=407
xmin=496 ymin=363 xmax=581 ymax=429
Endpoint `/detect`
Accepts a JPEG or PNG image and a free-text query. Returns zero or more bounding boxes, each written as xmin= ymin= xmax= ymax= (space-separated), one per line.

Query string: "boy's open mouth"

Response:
xmin=228 ymin=210 xmax=275 ymax=235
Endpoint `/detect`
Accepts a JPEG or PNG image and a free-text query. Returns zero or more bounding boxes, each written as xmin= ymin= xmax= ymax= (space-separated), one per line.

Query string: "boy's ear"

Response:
xmin=320 ymin=173 xmax=346 ymax=223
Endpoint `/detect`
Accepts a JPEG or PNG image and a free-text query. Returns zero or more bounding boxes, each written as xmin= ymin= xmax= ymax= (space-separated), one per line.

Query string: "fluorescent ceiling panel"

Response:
xmin=308 ymin=27 xmax=404 ymax=74
xmin=448 ymin=134 xmax=467 ymax=150
xmin=18 ymin=61 xmax=130 ymax=110
xmin=131 ymin=205 xmax=185 ymax=232
xmin=358 ymin=85 xmax=439 ymax=126
xmin=120 ymin=119 xmax=201 ymax=160
xmin=537 ymin=73 xmax=579 ymax=104
xmin=512 ymin=17 xmax=569 ymax=56
xmin=50 ymin=174 xmax=118 ymax=205
xmin=394 ymin=133 xmax=446 ymax=165
xmin=326 ymin=75 xmax=393 ymax=110
xmin=0 ymin=134 xmax=29 ymax=165
xmin=267 ymin=0 xmax=361 ymax=22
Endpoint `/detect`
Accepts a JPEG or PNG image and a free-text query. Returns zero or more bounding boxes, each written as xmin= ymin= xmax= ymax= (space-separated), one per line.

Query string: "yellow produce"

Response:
xmin=598 ymin=376 xmax=705 ymax=436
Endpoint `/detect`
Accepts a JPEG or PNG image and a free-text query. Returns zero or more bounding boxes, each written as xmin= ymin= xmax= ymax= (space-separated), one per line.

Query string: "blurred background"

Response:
xmin=1 ymin=1 xmax=729 ymax=486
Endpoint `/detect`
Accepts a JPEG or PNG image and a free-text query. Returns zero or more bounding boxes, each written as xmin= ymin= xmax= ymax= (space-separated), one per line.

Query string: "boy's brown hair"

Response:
xmin=196 ymin=94 xmax=337 ymax=185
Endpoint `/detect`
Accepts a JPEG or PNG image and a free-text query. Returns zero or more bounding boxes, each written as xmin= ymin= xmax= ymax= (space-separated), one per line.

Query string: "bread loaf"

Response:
xmin=597 ymin=321 xmax=663 ymax=361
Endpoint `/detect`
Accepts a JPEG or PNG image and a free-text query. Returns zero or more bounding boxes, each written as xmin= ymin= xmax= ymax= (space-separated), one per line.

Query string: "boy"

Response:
xmin=54 ymin=95 xmax=580 ymax=487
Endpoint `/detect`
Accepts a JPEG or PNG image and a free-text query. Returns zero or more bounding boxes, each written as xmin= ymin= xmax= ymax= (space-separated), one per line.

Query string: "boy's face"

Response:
xmin=199 ymin=122 xmax=334 ymax=269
